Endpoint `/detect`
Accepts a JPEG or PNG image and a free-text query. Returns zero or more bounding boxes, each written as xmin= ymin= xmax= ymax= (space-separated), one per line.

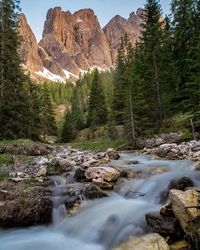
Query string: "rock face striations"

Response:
xmin=103 ymin=8 xmax=145 ymax=64
xmin=18 ymin=14 xmax=43 ymax=72
xmin=19 ymin=7 xmax=145 ymax=81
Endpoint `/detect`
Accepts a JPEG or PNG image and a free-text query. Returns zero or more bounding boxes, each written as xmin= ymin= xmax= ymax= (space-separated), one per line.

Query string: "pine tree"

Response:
xmin=171 ymin=0 xmax=196 ymax=107
xmin=137 ymin=0 xmax=176 ymax=131
xmin=87 ymin=69 xmax=108 ymax=127
xmin=60 ymin=88 xmax=84 ymax=142
xmin=184 ymin=0 xmax=200 ymax=130
xmin=41 ymin=83 xmax=57 ymax=141
xmin=123 ymin=42 xmax=146 ymax=144
xmin=112 ymin=35 xmax=128 ymax=125
xmin=0 ymin=0 xmax=31 ymax=139
xmin=26 ymin=80 xmax=42 ymax=140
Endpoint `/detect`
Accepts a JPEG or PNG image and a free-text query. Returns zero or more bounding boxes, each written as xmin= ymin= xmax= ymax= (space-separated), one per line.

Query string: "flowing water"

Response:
xmin=0 ymin=153 xmax=200 ymax=250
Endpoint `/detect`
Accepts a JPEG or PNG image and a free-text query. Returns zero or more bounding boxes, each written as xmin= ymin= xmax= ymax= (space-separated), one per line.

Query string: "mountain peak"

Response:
xmin=19 ymin=7 xmax=145 ymax=82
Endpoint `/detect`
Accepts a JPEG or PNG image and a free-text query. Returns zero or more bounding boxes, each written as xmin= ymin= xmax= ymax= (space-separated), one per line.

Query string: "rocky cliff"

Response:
xmin=18 ymin=14 xmax=43 ymax=72
xmin=19 ymin=7 xmax=145 ymax=82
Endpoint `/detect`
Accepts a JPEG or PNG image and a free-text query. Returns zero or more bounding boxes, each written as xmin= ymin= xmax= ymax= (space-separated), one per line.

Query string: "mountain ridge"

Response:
xmin=19 ymin=7 xmax=145 ymax=82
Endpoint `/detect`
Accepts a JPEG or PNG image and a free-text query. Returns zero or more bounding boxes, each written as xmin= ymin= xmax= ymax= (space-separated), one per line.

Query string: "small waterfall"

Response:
xmin=50 ymin=176 xmax=68 ymax=224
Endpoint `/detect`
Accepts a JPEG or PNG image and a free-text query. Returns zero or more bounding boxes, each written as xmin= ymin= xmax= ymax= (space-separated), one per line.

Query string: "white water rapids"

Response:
xmin=0 ymin=153 xmax=199 ymax=250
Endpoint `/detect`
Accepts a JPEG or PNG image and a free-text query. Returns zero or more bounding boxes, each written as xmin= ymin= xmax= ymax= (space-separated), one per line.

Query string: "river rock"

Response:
xmin=82 ymin=159 xmax=98 ymax=168
xmin=35 ymin=165 xmax=47 ymax=177
xmin=84 ymin=184 xmax=108 ymax=199
xmin=170 ymin=240 xmax=188 ymax=250
xmin=160 ymin=177 xmax=194 ymax=203
xmin=113 ymin=233 xmax=169 ymax=250
xmin=98 ymin=156 xmax=111 ymax=165
xmin=85 ymin=167 xmax=121 ymax=182
xmin=58 ymin=159 xmax=74 ymax=171
xmin=145 ymin=212 xmax=182 ymax=236
xmin=169 ymin=189 xmax=200 ymax=231
xmin=106 ymin=148 xmax=120 ymax=160
xmin=74 ymin=167 xmax=86 ymax=182
xmin=92 ymin=177 xmax=113 ymax=190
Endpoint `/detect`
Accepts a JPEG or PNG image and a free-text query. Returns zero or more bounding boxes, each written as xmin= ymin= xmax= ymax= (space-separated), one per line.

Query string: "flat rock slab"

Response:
xmin=113 ymin=233 xmax=169 ymax=250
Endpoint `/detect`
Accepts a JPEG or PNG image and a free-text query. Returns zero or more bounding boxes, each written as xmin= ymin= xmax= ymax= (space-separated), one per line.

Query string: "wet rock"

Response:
xmin=106 ymin=148 xmax=120 ymax=160
xmin=113 ymin=233 xmax=169 ymax=250
xmin=85 ymin=167 xmax=121 ymax=182
xmin=160 ymin=204 xmax=175 ymax=217
xmin=160 ymin=177 xmax=194 ymax=203
xmin=84 ymin=184 xmax=108 ymax=199
xmin=92 ymin=177 xmax=113 ymax=190
xmin=170 ymin=240 xmax=188 ymax=250
xmin=147 ymin=167 xmax=168 ymax=176
xmin=74 ymin=167 xmax=86 ymax=182
xmin=145 ymin=212 xmax=182 ymax=236
xmin=129 ymin=160 xmax=139 ymax=164
xmin=169 ymin=189 xmax=200 ymax=231
xmin=168 ymin=177 xmax=194 ymax=191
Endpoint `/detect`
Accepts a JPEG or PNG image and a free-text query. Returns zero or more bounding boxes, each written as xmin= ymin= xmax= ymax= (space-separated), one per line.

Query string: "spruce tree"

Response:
xmin=26 ymin=80 xmax=42 ymax=140
xmin=137 ymin=0 xmax=176 ymax=131
xmin=0 ymin=0 xmax=31 ymax=139
xmin=87 ymin=69 xmax=108 ymax=127
xmin=112 ymin=35 xmax=128 ymax=125
xmin=41 ymin=83 xmax=57 ymax=141
xmin=60 ymin=88 xmax=84 ymax=142
xmin=171 ymin=0 xmax=196 ymax=107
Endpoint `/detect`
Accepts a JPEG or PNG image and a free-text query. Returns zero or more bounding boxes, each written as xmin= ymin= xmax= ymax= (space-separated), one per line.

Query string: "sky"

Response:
xmin=20 ymin=0 xmax=171 ymax=42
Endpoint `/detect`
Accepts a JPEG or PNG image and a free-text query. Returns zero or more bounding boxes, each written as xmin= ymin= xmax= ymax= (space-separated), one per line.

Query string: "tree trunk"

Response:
xmin=153 ymin=53 xmax=162 ymax=128
xmin=129 ymin=85 xmax=136 ymax=145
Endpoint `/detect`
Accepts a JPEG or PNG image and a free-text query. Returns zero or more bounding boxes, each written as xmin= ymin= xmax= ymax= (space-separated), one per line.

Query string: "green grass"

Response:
xmin=69 ymin=139 xmax=127 ymax=151
xmin=0 ymin=153 xmax=13 ymax=168
xmin=0 ymin=139 xmax=36 ymax=146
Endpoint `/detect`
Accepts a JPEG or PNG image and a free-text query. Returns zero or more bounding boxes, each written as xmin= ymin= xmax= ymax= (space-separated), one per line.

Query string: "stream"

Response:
xmin=0 ymin=152 xmax=199 ymax=250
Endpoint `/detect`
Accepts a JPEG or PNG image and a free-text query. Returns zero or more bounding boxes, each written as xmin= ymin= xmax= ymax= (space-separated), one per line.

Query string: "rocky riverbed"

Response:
xmin=0 ymin=138 xmax=200 ymax=249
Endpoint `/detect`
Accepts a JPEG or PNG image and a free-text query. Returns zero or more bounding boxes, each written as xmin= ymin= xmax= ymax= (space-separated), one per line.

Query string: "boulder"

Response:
xmin=160 ymin=177 xmax=194 ymax=203
xmin=58 ymin=159 xmax=74 ymax=171
xmin=85 ymin=167 xmax=121 ymax=182
xmin=106 ymin=148 xmax=120 ymax=160
xmin=145 ymin=212 xmax=183 ymax=236
xmin=84 ymin=184 xmax=108 ymax=199
xmin=92 ymin=178 xmax=113 ymax=190
xmin=113 ymin=233 xmax=169 ymax=250
xmin=74 ymin=167 xmax=86 ymax=182
xmin=169 ymin=189 xmax=200 ymax=231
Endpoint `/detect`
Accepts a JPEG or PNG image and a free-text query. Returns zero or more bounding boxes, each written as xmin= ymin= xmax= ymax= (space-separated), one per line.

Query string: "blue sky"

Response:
xmin=20 ymin=0 xmax=171 ymax=42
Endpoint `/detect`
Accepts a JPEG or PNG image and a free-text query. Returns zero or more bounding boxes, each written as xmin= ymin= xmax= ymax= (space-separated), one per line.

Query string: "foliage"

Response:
xmin=0 ymin=153 xmax=13 ymax=167
xmin=0 ymin=0 xmax=31 ymax=139
xmin=41 ymin=83 xmax=57 ymax=140
xmin=87 ymin=69 xmax=108 ymax=127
